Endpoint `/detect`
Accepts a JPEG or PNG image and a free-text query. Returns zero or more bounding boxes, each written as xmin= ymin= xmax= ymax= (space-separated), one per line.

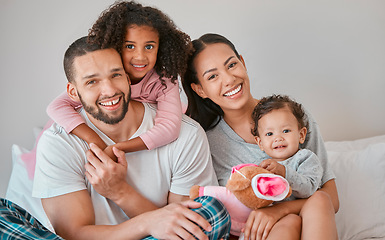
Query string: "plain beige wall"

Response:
xmin=1 ymin=0 xmax=385 ymax=197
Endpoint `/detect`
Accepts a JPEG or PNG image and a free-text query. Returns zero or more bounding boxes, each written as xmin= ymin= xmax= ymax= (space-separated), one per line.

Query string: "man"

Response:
xmin=31 ymin=36 xmax=230 ymax=239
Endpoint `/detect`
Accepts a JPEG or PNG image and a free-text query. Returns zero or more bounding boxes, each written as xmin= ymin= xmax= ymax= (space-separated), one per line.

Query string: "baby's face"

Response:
xmin=256 ymin=107 xmax=306 ymax=161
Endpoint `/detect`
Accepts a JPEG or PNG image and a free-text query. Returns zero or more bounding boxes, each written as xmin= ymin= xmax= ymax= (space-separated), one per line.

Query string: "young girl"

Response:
xmin=47 ymin=1 xmax=192 ymax=158
xmin=252 ymin=94 xmax=323 ymax=201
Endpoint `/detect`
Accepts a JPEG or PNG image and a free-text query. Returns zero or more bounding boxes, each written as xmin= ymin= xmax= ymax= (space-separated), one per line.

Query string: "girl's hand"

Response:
xmin=103 ymin=145 xmax=118 ymax=162
xmin=259 ymin=159 xmax=286 ymax=177
xmin=242 ymin=206 xmax=285 ymax=240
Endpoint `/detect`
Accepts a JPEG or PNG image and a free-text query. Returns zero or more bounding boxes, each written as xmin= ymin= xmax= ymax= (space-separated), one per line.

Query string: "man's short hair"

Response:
xmin=63 ymin=36 xmax=101 ymax=83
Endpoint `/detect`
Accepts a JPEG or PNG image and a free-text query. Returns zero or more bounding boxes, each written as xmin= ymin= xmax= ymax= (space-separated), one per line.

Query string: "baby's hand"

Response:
xmin=103 ymin=145 xmax=118 ymax=162
xmin=259 ymin=159 xmax=286 ymax=177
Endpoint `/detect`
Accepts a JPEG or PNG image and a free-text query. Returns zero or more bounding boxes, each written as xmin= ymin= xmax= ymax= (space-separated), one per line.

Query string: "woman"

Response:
xmin=182 ymin=33 xmax=339 ymax=240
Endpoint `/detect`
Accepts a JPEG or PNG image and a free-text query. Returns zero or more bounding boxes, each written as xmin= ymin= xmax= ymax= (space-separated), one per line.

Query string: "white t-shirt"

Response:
xmin=33 ymin=103 xmax=217 ymax=225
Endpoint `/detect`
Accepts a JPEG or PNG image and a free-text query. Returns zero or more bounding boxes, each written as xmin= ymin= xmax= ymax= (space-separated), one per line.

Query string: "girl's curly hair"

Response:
xmin=88 ymin=1 xmax=192 ymax=83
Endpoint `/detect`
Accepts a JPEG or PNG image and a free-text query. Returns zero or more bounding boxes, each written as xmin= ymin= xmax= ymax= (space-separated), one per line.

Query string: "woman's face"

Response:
xmin=192 ymin=43 xmax=252 ymax=112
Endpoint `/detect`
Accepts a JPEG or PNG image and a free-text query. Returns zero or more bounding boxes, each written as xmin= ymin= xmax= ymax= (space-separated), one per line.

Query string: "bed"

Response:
xmin=5 ymin=130 xmax=385 ymax=239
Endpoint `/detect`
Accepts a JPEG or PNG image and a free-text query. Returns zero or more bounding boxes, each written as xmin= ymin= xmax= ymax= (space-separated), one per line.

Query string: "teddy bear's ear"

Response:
xmin=251 ymin=174 xmax=291 ymax=201
xmin=226 ymin=177 xmax=251 ymax=192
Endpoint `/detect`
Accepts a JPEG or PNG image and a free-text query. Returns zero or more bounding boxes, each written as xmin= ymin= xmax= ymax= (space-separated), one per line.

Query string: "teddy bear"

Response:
xmin=190 ymin=163 xmax=292 ymax=237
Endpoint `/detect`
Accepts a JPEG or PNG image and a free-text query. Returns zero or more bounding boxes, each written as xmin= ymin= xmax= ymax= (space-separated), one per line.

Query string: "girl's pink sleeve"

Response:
xmin=139 ymin=81 xmax=182 ymax=150
xmin=46 ymin=91 xmax=85 ymax=133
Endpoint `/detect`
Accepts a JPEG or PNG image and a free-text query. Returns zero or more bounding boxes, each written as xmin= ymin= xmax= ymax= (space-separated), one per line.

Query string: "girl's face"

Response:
xmin=121 ymin=25 xmax=159 ymax=84
xmin=191 ymin=43 xmax=252 ymax=112
xmin=255 ymin=107 xmax=307 ymax=160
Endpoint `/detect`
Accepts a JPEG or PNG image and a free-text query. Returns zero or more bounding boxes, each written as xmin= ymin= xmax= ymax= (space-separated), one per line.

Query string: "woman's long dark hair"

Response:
xmin=182 ymin=33 xmax=241 ymax=131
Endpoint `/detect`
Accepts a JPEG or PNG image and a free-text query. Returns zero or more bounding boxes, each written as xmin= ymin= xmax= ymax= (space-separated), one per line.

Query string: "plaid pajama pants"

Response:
xmin=1 ymin=196 xmax=230 ymax=239
xmin=142 ymin=196 xmax=231 ymax=240
xmin=0 ymin=198 xmax=63 ymax=240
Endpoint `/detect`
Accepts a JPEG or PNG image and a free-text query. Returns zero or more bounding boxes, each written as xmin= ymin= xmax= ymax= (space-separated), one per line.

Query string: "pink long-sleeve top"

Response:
xmin=47 ymin=69 xmax=182 ymax=150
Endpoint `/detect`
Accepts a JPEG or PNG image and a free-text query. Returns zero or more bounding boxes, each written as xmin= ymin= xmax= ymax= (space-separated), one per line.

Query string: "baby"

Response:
xmin=251 ymin=94 xmax=323 ymax=200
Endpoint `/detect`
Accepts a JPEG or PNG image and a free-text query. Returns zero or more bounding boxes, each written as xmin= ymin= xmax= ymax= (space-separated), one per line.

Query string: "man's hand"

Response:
xmin=259 ymin=159 xmax=286 ymax=177
xmin=142 ymin=200 xmax=212 ymax=240
xmin=85 ymin=143 xmax=158 ymax=217
xmin=85 ymin=143 xmax=128 ymax=202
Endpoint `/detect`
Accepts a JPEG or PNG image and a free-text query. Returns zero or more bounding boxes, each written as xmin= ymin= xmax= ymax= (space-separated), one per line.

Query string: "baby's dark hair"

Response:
xmin=251 ymin=94 xmax=308 ymax=137
xmin=88 ymin=1 xmax=192 ymax=83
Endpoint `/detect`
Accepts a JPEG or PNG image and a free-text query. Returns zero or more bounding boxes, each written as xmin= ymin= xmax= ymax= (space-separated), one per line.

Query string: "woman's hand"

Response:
xmin=242 ymin=206 xmax=286 ymax=240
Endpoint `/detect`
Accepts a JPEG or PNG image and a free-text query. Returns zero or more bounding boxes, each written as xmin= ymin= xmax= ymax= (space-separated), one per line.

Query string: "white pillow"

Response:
xmin=5 ymin=144 xmax=53 ymax=232
xmin=32 ymin=126 xmax=44 ymax=139
xmin=325 ymin=134 xmax=385 ymax=152
xmin=326 ymin=135 xmax=385 ymax=240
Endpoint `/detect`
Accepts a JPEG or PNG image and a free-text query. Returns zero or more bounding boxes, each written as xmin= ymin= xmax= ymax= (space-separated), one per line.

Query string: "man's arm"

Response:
xmin=168 ymin=192 xmax=190 ymax=203
xmin=83 ymin=144 xmax=213 ymax=239
xmin=42 ymin=189 xmax=212 ymax=240
xmin=42 ymin=190 xmax=130 ymax=240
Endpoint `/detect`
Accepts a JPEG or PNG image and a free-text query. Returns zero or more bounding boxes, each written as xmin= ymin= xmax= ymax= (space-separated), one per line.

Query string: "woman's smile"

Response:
xmin=223 ymin=83 xmax=242 ymax=98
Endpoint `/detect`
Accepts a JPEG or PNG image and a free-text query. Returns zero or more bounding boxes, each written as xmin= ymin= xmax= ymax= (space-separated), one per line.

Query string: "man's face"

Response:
xmin=68 ymin=48 xmax=131 ymax=125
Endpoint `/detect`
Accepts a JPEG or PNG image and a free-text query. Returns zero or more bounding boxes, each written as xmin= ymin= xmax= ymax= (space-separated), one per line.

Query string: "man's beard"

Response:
xmin=78 ymin=91 xmax=130 ymax=125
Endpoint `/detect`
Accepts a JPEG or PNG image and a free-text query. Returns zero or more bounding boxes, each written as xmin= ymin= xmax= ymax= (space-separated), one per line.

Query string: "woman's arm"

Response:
xmin=242 ymin=178 xmax=339 ymax=239
xmin=300 ymin=111 xmax=339 ymax=211
xmin=265 ymin=178 xmax=338 ymax=216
